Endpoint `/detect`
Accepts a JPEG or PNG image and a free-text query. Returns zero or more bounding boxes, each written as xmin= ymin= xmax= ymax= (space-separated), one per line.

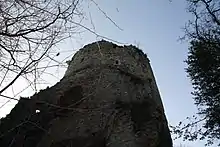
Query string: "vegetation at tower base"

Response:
xmin=170 ymin=0 xmax=220 ymax=146
xmin=0 ymin=40 xmax=172 ymax=147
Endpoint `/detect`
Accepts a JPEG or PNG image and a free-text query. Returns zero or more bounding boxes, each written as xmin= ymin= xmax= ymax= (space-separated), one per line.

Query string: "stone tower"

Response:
xmin=0 ymin=40 xmax=173 ymax=147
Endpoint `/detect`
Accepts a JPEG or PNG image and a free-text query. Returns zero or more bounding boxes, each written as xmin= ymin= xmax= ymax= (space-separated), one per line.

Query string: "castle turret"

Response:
xmin=0 ymin=40 xmax=172 ymax=147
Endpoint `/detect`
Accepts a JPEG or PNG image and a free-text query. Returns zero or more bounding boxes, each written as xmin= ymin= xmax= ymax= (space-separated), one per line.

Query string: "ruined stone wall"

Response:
xmin=0 ymin=40 xmax=172 ymax=147
xmin=64 ymin=40 xmax=164 ymax=108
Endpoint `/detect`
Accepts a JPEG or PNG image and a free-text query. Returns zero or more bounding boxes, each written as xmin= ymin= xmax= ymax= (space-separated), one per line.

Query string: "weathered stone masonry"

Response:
xmin=0 ymin=40 xmax=173 ymax=147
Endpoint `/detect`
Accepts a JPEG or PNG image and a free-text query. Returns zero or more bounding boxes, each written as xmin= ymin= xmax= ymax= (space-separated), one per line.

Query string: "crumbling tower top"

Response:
xmin=65 ymin=40 xmax=150 ymax=79
xmin=64 ymin=40 xmax=164 ymax=109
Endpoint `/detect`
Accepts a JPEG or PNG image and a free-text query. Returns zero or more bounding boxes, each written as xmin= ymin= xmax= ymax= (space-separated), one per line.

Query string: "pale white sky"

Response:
xmin=0 ymin=0 xmax=212 ymax=146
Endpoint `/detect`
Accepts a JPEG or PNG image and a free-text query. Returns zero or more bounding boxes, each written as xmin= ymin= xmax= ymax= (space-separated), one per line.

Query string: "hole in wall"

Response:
xmin=36 ymin=109 xmax=40 ymax=113
xmin=115 ymin=59 xmax=120 ymax=65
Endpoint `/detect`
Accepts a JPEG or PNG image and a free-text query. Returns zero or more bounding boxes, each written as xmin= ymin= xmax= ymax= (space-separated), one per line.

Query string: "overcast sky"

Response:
xmin=0 ymin=0 xmax=213 ymax=146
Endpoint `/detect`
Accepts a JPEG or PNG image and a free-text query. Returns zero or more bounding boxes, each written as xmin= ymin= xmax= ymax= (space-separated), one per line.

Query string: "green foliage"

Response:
xmin=171 ymin=38 xmax=220 ymax=146
xmin=185 ymin=39 xmax=220 ymax=145
xmin=171 ymin=0 xmax=220 ymax=146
